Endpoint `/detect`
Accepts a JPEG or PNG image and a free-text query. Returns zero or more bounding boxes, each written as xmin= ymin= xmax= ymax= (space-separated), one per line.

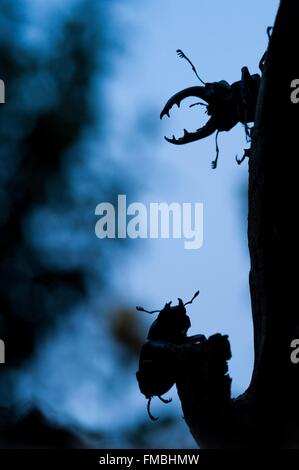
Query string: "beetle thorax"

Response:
xmin=147 ymin=301 xmax=191 ymax=343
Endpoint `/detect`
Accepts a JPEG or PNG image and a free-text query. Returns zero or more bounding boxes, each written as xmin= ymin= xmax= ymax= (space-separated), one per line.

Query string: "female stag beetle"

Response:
xmin=136 ymin=290 xmax=206 ymax=420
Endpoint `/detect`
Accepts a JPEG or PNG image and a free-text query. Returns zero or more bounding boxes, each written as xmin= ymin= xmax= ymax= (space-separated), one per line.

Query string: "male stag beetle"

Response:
xmin=136 ymin=290 xmax=206 ymax=420
xmin=160 ymin=28 xmax=272 ymax=168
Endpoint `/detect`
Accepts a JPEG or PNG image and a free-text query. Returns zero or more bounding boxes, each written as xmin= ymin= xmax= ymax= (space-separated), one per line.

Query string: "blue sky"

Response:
xmin=109 ymin=0 xmax=279 ymax=396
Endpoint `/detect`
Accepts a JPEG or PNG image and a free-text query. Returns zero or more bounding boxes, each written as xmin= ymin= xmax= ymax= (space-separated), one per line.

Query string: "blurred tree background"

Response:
xmin=0 ymin=0 xmax=194 ymax=448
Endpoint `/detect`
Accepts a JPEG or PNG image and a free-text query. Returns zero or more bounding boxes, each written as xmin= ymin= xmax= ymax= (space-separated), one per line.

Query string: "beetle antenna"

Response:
xmin=184 ymin=290 xmax=200 ymax=307
xmin=136 ymin=306 xmax=160 ymax=315
xmin=176 ymin=49 xmax=206 ymax=85
xmin=147 ymin=397 xmax=159 ymax=421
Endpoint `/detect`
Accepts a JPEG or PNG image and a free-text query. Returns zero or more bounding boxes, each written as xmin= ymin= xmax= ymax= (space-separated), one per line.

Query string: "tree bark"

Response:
xmin=176 ymin=0 xmax=299 ymax=448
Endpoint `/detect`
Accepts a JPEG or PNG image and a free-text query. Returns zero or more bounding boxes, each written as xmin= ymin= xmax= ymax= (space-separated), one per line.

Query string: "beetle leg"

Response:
xmin=211 ymin=131 xmax=220 ymax=169
xmin=158 ymin=395 xmax=172 ymax=404
xmin=147 ymin=397 xmax=159 ymax=421
xmin=259 ymin=51 xmax=267 ymax=74
xmin=259 ymin=27 xmax=273 ymax=72
xmin=236 ymin=148 xmax=251 ymax=165
xmin=240 ymin=67 xmax=255 ymax=141
xmin=186 ymin=334 xmax=206 ymax=343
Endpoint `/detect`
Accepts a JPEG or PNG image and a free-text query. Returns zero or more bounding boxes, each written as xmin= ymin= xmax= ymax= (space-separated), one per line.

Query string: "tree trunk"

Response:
xmin=176 ymin=0 xmax=299 ymax=448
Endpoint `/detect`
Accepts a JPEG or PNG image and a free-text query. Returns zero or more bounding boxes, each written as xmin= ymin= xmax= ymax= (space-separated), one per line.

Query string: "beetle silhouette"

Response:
xmin=136 ymin=291 xmax=206 ymax=420
xmin=160 ymin=28 xmax=272 ymax=168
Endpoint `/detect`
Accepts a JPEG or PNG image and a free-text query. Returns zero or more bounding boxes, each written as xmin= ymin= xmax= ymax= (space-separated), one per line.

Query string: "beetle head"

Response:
xmin=160 ymin=81 xmax=240 ymax=145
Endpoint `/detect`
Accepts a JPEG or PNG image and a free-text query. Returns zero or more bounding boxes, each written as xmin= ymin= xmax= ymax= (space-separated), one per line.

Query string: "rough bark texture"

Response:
xmin=177 ymin=0 xmax=299 ymax=448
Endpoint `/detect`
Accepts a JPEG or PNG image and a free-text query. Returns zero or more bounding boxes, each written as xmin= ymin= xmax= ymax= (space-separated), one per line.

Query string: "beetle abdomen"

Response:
xmin=136 ymin=341 xmax=177 ymax=398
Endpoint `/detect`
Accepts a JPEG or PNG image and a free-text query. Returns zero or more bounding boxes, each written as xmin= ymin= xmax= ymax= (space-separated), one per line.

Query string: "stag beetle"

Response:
xmin=136 ymin=290 xmax=206 ymax=420
xmin=160 ymin=28 xmax=272 ymax=168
